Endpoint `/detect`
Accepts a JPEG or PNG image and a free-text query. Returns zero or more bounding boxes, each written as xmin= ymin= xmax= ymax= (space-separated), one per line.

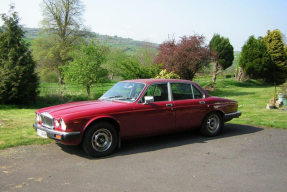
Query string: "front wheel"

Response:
xmin=82 ymin=122 xmax=117 ymax=157
xmin=200 ymin=112 xmax=223 ymax=137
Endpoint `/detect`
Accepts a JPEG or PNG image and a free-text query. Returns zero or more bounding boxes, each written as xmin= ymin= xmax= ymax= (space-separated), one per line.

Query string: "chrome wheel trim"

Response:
xmin=91 ymin=128 xmax=112 ymax=152
xmin=207 ymin=114 xmax=220 ymax=133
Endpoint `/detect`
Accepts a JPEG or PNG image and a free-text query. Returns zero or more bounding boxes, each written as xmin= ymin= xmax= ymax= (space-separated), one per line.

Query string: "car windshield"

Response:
xmin=99 ymin=82 xmax=145 ymax=102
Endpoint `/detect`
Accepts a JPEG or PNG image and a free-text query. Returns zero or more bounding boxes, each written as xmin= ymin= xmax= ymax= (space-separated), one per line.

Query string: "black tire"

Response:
xmin=200 ymin=111 xmax=223 ymax=137
xmin=82 ymin=122 xmax=117 ymax=157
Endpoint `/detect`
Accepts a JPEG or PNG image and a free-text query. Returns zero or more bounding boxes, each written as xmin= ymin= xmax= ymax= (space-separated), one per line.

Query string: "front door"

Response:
xmin=134 ymin=83 xmax=175 ymax=135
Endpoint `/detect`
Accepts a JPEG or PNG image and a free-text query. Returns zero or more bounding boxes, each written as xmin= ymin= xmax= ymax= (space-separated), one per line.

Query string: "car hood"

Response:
xmin=36 ymin=100 xmax=132 ymax=119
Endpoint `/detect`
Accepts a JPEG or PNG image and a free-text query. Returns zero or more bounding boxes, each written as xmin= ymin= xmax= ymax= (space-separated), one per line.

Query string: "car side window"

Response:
xmin=144 ymin=83 xmax=169 ymax=102
xmin=192 ymin=85 xmax=204 ymax=99
xmin=171 ymin=83 xmax=193 ymax=100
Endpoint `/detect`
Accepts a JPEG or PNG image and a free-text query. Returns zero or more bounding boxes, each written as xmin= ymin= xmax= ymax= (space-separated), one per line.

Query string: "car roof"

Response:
xmin=120 ymin=79 xmax=194 ymax=85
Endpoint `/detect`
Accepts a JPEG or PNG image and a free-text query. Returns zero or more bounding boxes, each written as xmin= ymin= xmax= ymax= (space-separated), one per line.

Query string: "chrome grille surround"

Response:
xmin=40 ymin=112 xmax=54 ymax=129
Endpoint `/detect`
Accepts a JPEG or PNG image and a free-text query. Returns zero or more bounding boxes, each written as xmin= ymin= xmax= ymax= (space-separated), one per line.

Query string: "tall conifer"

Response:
xmin=0 ymin=6 xmax=39 ymax=104
xmin=263 ymin=29 xmax=287 ymax=84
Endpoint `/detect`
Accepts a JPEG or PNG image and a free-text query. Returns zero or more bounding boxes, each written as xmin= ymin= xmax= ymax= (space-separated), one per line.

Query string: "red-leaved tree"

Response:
xmin=155 ymin=35 xmax=211 ymax=80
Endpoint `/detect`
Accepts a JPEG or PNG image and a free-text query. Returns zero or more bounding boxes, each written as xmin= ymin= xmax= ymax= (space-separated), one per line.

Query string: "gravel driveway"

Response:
xmin=1 ymin=124 xmax=287 ymax=192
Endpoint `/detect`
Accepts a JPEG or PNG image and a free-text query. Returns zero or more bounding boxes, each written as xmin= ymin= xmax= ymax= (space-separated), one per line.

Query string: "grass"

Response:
xmin=0 ymin=79 xmax=286 ymax=150
xmin=203 ymin=79 xmax=287 ymax=129
xmin=0 ymin=106 xmax=51 ymax=150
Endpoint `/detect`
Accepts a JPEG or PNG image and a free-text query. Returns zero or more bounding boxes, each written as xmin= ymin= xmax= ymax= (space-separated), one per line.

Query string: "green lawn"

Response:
xmin=205 ymin=79 xmax=287 ymax=129
xmin=0 ymin=106 xmax=51 ymax=150
xmin=0 ymin=79 xmax=286 ymax=150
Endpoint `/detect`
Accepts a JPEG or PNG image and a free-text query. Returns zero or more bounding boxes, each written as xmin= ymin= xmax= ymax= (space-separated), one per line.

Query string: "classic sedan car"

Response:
xmin=33 ymin=79 xmax=241 ymax=157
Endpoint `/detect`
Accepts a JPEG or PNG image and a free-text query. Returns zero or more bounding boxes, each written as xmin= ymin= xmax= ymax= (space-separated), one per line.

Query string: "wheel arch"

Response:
xmin=83 ymin=116 xmax=121 ymax=148
xmin=202 ymin=110 xmax=224 ymax=124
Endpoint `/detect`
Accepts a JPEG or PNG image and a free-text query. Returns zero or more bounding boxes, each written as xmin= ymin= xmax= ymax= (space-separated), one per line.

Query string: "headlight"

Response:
xmin=54 ymin=118 xmax=60 ymax=128
xmin=60 ymin=119 xmax=66 ymax=131
xmin=36 ymin=113 xmax=41 ymax=122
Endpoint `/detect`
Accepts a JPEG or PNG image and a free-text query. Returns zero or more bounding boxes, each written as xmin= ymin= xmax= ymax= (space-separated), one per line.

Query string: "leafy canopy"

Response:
xmin=37 ymin=0 xmax=91 ymax=84
xmin=61 ymin=40 xmax=109 ymax=97
xmin=155 ymin=35 xmax=211 ymax=80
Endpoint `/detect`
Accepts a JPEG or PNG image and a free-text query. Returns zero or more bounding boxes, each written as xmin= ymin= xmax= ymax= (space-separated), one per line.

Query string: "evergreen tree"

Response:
xmin=0 ymin=6 xmax=39 ymax=104
xmin=239 ymin=36 xmax=274 ymax=83
xmin=263 ymin=29 xmax=287 ymax=84
xmin=209 ymin=34 xmax=234 ymax=83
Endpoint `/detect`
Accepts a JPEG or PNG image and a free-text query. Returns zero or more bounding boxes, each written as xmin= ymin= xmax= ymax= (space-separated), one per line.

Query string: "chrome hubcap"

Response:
xmin=91 ymin=129 xmax=112 ymax=152
xmin=207 ymin=114 xmax=220 ymax=133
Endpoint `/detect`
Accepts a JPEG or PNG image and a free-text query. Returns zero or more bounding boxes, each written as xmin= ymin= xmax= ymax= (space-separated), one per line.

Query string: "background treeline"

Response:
xmin=1 ymin=0 xmax=287 ymax=106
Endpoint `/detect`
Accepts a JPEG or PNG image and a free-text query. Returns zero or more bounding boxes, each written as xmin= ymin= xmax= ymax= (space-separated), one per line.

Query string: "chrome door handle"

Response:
xmin=166 ymin=103 xmax=173 ymax=107
xmin=199 ymin=101 xmax=205 ymax=104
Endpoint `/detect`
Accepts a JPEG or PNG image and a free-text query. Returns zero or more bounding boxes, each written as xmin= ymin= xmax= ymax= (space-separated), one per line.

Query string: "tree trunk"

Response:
xmin=58 ymin=75 xmax=64 ymax=85
xmin=86 ymin=85 xmax=91 ymax=97
xmin=237 ymin=67 xmax=243 ymax=81
xmin=58 ymin=69 xmax=65 ymax=85
xmin=212 ymin=62 xmax=218 ymax=84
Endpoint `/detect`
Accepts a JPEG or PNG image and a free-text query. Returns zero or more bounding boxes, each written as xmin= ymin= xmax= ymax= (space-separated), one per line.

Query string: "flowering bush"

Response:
xmin=154 ymin=69 xmax=180 ymax=79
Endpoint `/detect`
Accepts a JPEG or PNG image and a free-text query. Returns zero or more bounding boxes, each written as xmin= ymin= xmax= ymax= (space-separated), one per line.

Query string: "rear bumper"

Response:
xmin=33 ymin=123 xmax=81 ymax=141
xmin=224 ymin=111 xmax=241 ymax=122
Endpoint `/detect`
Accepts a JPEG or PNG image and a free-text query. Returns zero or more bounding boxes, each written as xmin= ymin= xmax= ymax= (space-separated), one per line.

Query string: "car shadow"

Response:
xmin=56 ymin=123 xmax=263 ymax=159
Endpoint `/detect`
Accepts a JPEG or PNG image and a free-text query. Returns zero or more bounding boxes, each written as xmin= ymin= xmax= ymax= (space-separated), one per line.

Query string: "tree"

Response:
xmin=239 ymin=36 xmax=274 ymax=83
xmin=41 ymin=0 xmax=88 ymax=42
xmin=135 ymin=42 xmax=158 ymax=67
xmin=209 ymin=34 xmax=234 ymax=84
xmin=102 ymin=48 xmax=128 ymax=80
xmin=155 ymin=35 xmax=211 ymax=80
xmin=32 ymin=35 xmax=68 ymax=83
xmin=38 ymin=0 xmax=90 ymax=84
xmin=0 ymin=6 xmax=39 ymax=105
xmin=118 ymin=57 xmax=159 ymax=80
xmin=263 ymin=29 xmax=287 ymax=83
xmin=61 ymin=41 xmax=109 ymax=97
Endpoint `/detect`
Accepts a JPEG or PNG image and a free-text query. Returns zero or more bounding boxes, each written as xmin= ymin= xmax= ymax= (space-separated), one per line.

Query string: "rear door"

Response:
xmin=171 ymin=83 xmax=207 ymax=129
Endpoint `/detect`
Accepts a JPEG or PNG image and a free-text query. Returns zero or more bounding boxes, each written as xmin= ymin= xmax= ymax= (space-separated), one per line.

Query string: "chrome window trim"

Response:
xmin=137 ymin=82 xmax=170 ymax=104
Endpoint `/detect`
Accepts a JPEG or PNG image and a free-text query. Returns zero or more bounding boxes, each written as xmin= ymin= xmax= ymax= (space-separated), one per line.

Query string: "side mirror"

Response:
xmin=143 ymin=96 xmax=154 ymax=105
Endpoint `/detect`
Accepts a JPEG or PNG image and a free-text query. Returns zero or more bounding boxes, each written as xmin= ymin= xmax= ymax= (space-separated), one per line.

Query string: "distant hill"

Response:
xmin=23 ymin=28 xmax=158 ymax=55
xmin=23 ymin=28 xmax=239 ymax=74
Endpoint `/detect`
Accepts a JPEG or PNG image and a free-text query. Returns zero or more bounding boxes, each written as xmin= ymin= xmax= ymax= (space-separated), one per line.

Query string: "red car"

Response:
xmin=33 ymin=79 xmax=241 ymax=157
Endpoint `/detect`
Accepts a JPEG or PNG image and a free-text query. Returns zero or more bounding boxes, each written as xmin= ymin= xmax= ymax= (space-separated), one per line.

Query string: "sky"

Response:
xmin=0 ymin=0 xmax=286 ymax=51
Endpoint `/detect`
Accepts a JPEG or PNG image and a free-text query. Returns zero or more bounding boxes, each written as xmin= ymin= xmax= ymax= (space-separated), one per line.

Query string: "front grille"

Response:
xmin=40 ymin=112 xmax=54 ymax=129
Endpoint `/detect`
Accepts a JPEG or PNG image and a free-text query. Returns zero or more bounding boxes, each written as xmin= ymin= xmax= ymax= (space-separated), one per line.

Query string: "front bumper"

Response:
xmin=224 ymin=111 xmax=241 ymax=122
xmin=33 ymin=123 xmax=81 ymax=141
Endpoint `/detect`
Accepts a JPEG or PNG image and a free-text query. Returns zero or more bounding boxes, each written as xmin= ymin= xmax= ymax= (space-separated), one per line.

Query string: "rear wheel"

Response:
xmin=200 ymin=112 xmax=223 ymax=137
xmin=82 ymin=122 xmax=117 ymax=157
